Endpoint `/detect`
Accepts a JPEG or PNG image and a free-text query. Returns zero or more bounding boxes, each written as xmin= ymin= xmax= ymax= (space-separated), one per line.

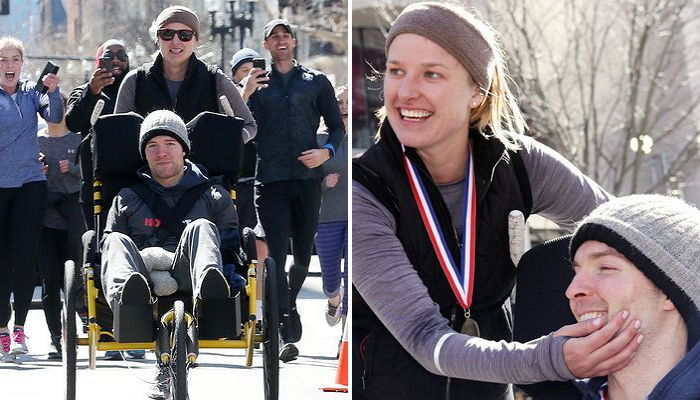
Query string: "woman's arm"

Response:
xmin=352 ymin=180 xmax=575 ymax=383
xmin=518 ymin=135 xmax=612 ymax=231
xmin=215 ymin=71 xmax=257 ymax=143
xmin=114 ymin=70 xmax=138 ymax=114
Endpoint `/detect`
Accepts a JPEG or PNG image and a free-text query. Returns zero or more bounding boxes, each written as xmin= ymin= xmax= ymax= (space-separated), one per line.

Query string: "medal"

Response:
xmin=460 ymin=310 xmax=480 ymax=337
xmin=404 ymin=143 xmax=477 ymax=315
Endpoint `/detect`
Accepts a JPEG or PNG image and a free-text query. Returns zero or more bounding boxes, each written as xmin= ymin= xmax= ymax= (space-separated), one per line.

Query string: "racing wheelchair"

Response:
xmin=61 ymin=110 xmax=279 ymax=400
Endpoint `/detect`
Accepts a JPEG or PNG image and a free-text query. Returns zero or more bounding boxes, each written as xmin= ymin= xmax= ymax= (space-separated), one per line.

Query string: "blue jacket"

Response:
xmin=248 ymin=62 xmax=345 ymax=183
xmin=0 ymin=79 xmax=63 ymax=187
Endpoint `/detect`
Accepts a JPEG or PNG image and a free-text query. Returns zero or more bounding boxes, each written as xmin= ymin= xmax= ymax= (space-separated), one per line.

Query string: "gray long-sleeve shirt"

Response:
xmin=352 ymin=134 xmax=611 ymax=384
xmin=38 ymin=130 xmax=81 ymax=194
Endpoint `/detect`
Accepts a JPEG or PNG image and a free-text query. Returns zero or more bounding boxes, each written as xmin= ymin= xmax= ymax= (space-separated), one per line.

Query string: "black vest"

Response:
xmin=353 ymin=122 xmax=532 ymax=400
xmin=134 ymin=54 xmax=219 ymax=123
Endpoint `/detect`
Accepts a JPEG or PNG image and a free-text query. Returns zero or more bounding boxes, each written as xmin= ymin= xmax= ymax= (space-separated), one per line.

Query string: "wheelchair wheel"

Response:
xmin=262 ymin=257 xmax=279 ymax=400
xmin=62 ymin=260 xmax=78 ymax=400
xmin=170 ymin=300 xmax=188 ymax=400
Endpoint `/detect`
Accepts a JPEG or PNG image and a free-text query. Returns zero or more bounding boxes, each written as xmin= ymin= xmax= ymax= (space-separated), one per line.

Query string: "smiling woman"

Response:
xmin=352 ymin=2 xmax=646 ymax=399
xmin=113 ymin=5 xmax=257 ymax=142
xmin=0 ymin=36 xmax=64 ymax=360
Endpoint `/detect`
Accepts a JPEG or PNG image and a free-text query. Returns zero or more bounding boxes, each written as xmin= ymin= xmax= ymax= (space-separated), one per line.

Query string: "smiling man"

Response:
xmin=248 ymin=18 xmax=345 ymax=362
xmin=100 ymin=110 xmax=239 ymax=399
xmin=567 ymin=194 xmax=700 ymax=400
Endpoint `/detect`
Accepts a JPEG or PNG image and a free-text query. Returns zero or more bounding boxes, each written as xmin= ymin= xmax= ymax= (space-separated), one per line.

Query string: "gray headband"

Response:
xmin=386 ymin=2 xmax=495 ymax=91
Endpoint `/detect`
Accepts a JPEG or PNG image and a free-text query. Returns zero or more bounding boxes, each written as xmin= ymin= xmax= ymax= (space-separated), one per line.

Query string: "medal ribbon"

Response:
xmin=403 ymin=144 xmax=476 ymax=309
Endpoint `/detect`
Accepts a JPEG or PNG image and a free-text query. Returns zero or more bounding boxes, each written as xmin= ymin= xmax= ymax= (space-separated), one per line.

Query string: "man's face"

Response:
xmin=144 ymin=135 xmax=185 ymax=186
xmin=102 ymin=44 xmax=129 ymax=78
xmin=567 ymin=241 xmax=671 ymax=334
xmin=233 ymin=61 xmax=253 ymax=84
xmin=263 ymin=25 xmax=295 ymax=63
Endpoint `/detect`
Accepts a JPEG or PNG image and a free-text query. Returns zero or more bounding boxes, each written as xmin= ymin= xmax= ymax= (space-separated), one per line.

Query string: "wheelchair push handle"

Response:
xmin=90 ymin=99 xmax=106 ymax=126
xmin=508 ymin=210 xmax=527 ymax=266
xmin=219 ymin=95 xmax=235 ymax=117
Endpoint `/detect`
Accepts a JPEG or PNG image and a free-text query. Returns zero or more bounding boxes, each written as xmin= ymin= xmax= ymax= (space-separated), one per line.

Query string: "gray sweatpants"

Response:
xmin=101 ymin=219 xmax=223 ymax=307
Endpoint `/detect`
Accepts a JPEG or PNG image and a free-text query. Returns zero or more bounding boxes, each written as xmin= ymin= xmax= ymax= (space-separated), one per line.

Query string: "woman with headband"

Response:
xmin=352 ymin=3 xmax=642 ymax=399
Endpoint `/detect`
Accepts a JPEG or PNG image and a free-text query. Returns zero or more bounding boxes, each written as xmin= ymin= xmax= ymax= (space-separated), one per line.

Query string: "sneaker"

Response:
xmin=197 ymin=268 xmax=230 ymax=299
xmin=48 ymin=335 xmax=62 ymax=360
xmin=127 ymin=350 xmax=146 ymax=359
xmin=287 ymin=306 xmax=302 ymax=343
xmin=10 ymin=327 xmax=28 ymax=355
xmin=325 ymin=287 xmax=344 ymax=327
xmin=146 ymin=365 xmax=171 ymax=400
xmin=0 ymin=332 xmax=10 ymax=361
xmin=102 ymin=350 xmax=123 ymax=360
xmin=279 ymin=340 xmax=298 ymax=363
xmin=102 ymin=350 xmax=146 ymax=360
xmin=120 ymin=273 xmax=152 ymax=305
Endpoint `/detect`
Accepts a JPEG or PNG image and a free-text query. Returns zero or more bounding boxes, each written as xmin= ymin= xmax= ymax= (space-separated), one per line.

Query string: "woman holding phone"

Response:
xmin=352 ymin=3 xmax=643 ymax=399
xmin=115 ymin=5 xmax=256 ymax=141
xmin=0 ymin=36 xmax=63 ymax=360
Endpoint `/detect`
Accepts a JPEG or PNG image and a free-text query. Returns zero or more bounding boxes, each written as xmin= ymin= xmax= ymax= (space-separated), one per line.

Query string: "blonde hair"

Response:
xmin=0 ymin=36 xmax=24 ymax=60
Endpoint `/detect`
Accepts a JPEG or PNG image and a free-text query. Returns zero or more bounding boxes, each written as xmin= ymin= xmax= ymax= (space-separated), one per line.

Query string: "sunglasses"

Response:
xmin=157 ymin=29 xmax=196 ymax=42
xmin=102 ymin=49 xmax=128 ymax=62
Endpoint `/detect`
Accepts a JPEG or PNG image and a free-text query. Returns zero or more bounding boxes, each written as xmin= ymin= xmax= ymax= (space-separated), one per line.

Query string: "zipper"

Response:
xmin=359 ymin=334 xmax=371 ymax=389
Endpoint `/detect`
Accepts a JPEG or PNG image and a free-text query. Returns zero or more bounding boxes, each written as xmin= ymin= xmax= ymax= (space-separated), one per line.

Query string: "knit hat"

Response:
xmin=263 ymin=19 xmax=293 ymax=39
xmin=385 ymin=2 xmax=495 ymax=91
xmin=230 ymin=48 xmax=261 ymax=77
xmin=139 ymin=110 xmax=190 ymax=159
xmin=570 ymin=194 xmax=700 ymax=346
xmin=151 ymin=6 xmax=200 ymax=41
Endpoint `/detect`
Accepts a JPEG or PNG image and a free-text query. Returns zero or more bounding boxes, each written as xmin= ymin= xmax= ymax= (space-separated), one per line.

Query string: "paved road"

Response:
xmin=0 ymin=258 xmax=348 ymax=399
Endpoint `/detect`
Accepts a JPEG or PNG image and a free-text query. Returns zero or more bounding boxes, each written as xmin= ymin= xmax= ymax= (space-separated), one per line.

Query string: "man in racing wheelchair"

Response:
xmin=100 ymin=109 xmax=239 ymax=399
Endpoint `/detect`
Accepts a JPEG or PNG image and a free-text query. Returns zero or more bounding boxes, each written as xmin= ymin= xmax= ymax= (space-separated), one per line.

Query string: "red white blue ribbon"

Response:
xmin=403 ymin=144 xmax=476 ymax=309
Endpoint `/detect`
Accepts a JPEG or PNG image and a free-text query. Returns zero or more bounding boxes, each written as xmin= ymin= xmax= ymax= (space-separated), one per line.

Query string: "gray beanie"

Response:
xmin=139 ymin=110 xmax=190 ymax=159
xmin=151 ymin=6 xmax=200 ymax=41
xmin=570 ymin=194 xmax=700 ymax=345
xmin=386 ymin=2 xmax=496 ymax=91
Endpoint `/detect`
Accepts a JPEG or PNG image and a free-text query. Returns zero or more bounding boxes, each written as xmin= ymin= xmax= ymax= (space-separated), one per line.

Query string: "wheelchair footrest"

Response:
xmin=196 ymin=293 xmax=241 ymax=339
xmin=114 ymin=302 xmax=155 ymax=342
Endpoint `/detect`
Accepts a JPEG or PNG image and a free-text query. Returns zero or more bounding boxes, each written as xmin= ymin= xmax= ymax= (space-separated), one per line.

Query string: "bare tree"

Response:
xmin=362 ymin=0 xmax=700 ymax=196
xmin=488 ymin=0 xmax=700 ymax=196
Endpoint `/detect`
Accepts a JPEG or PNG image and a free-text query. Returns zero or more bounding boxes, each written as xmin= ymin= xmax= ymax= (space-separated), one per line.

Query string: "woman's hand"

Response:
xmin=42 ymin=73 xmax=60 ymax=93
xmin=557 ymin=310 xmax=643 ymax=378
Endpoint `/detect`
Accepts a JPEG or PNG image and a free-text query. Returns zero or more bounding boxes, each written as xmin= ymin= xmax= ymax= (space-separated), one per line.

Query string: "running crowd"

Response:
xmin=0 ymin=5 xmax=347 ymax=380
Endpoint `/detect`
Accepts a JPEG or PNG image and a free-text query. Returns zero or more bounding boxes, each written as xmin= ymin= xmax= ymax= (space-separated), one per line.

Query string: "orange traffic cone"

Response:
xmin=321 ymin=323 xmax=348 ymax=392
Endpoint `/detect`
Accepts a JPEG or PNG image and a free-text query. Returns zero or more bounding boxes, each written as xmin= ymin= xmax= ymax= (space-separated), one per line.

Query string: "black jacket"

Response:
xmin=353 ymin=122 xmax=532 ymax=400
xmin=248 ymin=62 xmax=344 ymax=183
xmin=65 ymin=74 xmax=124 ymax=136
xmin=65 ymin=72 xmax=126 ymax=229
xmin=133 ymin=53 xmax=218 ymax=123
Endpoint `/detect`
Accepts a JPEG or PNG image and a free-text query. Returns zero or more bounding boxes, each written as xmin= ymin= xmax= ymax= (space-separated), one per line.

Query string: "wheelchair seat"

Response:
xmin=513 ymin=235 xmax=581 ymax=399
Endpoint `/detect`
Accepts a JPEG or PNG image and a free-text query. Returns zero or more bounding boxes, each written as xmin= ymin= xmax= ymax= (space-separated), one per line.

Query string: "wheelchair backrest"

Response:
xmin=91 ymin=111 xmax=245 ymax=233
xmin=187 ymin=111 xmax=245 ymax=188
xmin=513 ymin=235 xmax=581 ymax=399
xmin=92 ymin=112 xmax=144 ymax=231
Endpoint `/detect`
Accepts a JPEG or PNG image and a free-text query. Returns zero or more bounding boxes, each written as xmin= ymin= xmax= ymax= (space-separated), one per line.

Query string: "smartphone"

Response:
xmin=99 ymin=56 xmax=112 ymax=72
xmin=252 ymin=58 xmax=269 ymax=77
xmin=35 ymin=61 xmax=60 ymax=94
